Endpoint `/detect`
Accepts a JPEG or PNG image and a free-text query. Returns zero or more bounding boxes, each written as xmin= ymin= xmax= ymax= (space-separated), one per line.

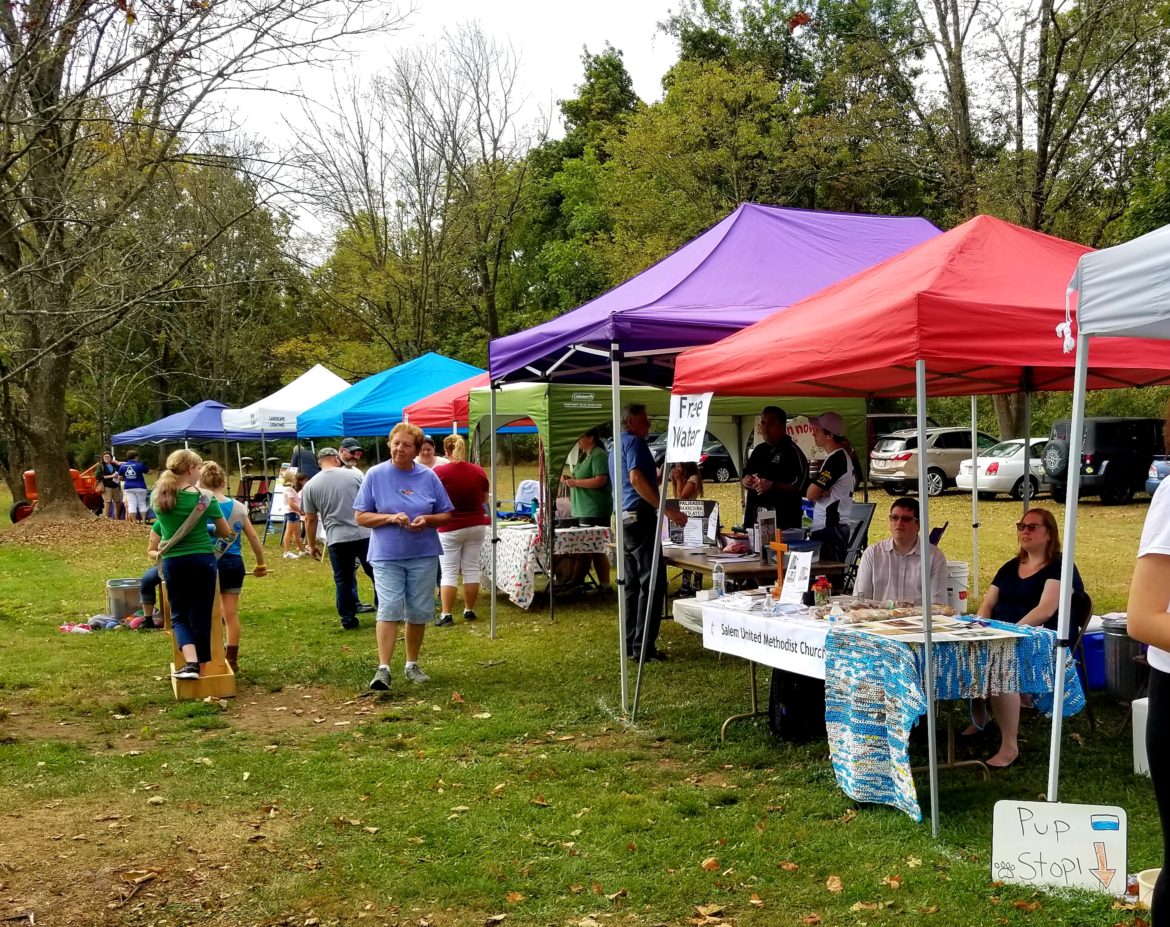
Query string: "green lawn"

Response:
xmin=0 ymin=481 xmax=1157 ymax=927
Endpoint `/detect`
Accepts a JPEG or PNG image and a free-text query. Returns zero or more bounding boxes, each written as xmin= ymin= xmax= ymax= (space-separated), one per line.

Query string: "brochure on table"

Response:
xmin=780 ymin=550 xmax=814 ymax=604
xmin=661 ymin=499 xmax=719 ymax=547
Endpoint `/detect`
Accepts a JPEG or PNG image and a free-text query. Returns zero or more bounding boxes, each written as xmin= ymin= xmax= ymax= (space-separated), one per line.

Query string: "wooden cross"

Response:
xmin=769 ymin=540 xmax=788 ymax=589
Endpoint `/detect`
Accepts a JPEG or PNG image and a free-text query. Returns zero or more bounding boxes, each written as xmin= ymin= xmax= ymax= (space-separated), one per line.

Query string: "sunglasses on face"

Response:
xmin=1016 ymin=522 xmax=1044 ymax=532
xmin=888 ymin=514 xmax=917 ymax=523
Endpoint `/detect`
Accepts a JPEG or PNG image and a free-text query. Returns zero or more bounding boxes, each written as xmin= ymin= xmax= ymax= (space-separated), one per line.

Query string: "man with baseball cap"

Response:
xmin=805 ymin=411 xmax=857 ymax=563
xmin=339 ymin=437 xmax=364 ymax=469
xmin=302 ymin=446 xmax=375 ymax=630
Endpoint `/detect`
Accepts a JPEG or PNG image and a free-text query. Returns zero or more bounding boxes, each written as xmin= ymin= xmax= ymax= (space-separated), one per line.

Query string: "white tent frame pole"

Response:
xmin=970 ymin=396 xmax=980 ymax=603
xmin=916 ymin=360 xmax=941 ymax=839
xmin=1047 ymin=332 xmax=1089 ymax=801
xmin=611 ymin=345 xmax=630 ymax=714
xmin=490 ymin=384 xmax=499 ymax=641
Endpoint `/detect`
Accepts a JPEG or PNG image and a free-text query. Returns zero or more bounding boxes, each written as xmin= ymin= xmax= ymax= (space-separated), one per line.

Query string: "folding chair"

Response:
xmin=498 ymin=479 xmax=540 ymax=521
xmin=1069 ymin=591 xmax=1097 ymax=731
xmin=841 ymin=501 xmax=876 ymax=593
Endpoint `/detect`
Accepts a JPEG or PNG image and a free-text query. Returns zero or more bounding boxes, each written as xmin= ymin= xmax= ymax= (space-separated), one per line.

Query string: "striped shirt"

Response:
xmin=854 ymin=537 xmax=948 ymax=605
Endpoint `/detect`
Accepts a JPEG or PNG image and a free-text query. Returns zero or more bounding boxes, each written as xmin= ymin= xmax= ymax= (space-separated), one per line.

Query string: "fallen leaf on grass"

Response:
xmin=568 ymin=884 xmax=584 ymax=894
xmin=826 ymin=875 xmax=843 ymax=893
xmin=484 ymin=916 xmax=506 ymax=927
xmin=749 ymin=893 xmax=764 ymax=908
xmin=701 ymin=857 xmax=720 ymax=872
xmin=450 ymin=805 xmax=471 ymax=814
xmin=907 ymin=856 xmax=922 ymax=868
xmin=606 ymin=888 xmax=627 ymax=902
xmin=800 ymin=915 xmax=822 ymax=925
xmin=851 ymin=902 xmax=879 ymax=912
xmin=529 ymin=795 xmax=549 ymax=807
xmin=838 ymin=809 xmax=858 ymax=824
xmin=247 ymin=834 xmax=266 ymax=843
xmin=505 ymin=892 xmax=524 ymax=903
xmin=882 ymin=874 xmax=903 ymax=889
xmin=491 ymin=783 xmax=506 ymax=797
xmin=576 ymin=919 xmax=600 ymax=927
xmin=1012 ymin=900 xmax=1041 ymax=913
xmin=363 ymin=827 xmax=380 ymax=834
xmin=591 ymin=882 xmax=603 ymax=895
xmin=694 ymin=904 xmax=723 ymax=917
xmin=473 ymin=712 xmax=492 ymax=720
xmin=919 ymin=904 xmax=940 ymax=913
xmin=452 ymin=691 xmax=465 ymax=704
xmin=193 ymin=756 xmax=213 ymax=766
xmin=779 ymin=861 xmax=799 ymax=872
xmin=146 ymin=796 xmax=166 ymax=806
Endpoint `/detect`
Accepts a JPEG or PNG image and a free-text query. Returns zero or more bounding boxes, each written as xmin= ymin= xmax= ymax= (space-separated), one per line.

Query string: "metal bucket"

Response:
xmin=1102 ymin=616 xmax=1148 ymax=702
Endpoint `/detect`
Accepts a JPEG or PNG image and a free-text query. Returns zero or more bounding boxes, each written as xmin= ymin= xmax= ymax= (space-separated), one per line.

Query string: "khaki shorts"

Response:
xmin=102 ymin=485 xmax=123 ymax=503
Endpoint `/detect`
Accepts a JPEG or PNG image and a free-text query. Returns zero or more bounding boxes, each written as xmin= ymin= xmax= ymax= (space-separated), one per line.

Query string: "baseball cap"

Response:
xmin=316 ymin=446 xmax=340 ymax=460
xmin=809 ymin=412 xmax=846 ymax=436
xmin=339 ymin=437 xmax=363 ymax=452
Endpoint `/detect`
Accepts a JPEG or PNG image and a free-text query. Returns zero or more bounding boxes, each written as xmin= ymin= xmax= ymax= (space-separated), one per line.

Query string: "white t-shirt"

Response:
xmin=1137 ymin=479 xmax=1170 ymax=673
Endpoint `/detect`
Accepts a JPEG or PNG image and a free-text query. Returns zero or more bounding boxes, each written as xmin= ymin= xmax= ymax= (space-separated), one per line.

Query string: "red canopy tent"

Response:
xmin=403 ymin=373 xmax=535 ymax=434
xmin=673 ymin=215 xmax=1170 ymax=397
xmin=673 ymin=214 xmax=1170 ymax=836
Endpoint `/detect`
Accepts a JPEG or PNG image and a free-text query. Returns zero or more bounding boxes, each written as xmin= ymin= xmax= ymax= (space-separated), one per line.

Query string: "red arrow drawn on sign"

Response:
xmin=1089 ymin=841 xmax=1116 ymax=889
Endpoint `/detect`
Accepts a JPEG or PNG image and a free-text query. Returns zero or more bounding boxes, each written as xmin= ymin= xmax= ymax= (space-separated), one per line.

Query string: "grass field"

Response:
xmin=0 ymin=475 xmax=1158 ymax=927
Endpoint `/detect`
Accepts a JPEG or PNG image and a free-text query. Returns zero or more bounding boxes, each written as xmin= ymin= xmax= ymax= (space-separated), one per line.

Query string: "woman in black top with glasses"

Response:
xmin=972 ymin=508 xmax=1083 ymax=769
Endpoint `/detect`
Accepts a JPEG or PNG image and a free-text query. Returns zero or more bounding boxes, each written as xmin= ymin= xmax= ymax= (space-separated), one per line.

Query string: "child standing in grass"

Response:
xmin=151 ymin=450 xmax=229 ymax=679
xmin=199 ymin=461 xmax=267 ymax=673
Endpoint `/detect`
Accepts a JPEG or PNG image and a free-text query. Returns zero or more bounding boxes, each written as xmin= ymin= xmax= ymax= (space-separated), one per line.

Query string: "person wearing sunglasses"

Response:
xmin=853 ymin=497 xmax=947 ymax=604
xmin=970 ymin=507 xmax=1084 ymax=768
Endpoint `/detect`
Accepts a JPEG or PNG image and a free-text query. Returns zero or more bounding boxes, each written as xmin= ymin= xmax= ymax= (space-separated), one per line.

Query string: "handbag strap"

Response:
xmin=212 ymin=499 xmax=244 ymax=561
xmin=157 ymin=491 xmax=213 ymax=556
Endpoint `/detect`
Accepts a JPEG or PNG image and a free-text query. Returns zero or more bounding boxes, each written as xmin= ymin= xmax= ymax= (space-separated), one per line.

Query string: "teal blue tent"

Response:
xmin=297 ymin=353 xmax=482 ymax=438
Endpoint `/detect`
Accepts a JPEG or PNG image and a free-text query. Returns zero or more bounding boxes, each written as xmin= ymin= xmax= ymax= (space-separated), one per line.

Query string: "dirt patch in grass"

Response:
xmin=0 ymin=516 xmax=148 ymax=551
xmin=0 ymin=794 xmax=301 ymax=927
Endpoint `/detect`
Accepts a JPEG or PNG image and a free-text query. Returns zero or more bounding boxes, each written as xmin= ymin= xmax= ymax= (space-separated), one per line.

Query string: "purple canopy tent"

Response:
xmin=486 ymin=203 xmax=942 ymax=710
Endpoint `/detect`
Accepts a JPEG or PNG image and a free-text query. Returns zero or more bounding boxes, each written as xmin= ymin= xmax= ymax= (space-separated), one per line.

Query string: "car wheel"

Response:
xmin=1010 ymin=476 xmax=1040 ymax=502
xmin=9 ymin=500 xmax=34 ymax=523
xmin=1101 ymin=476 xmax=1135 ymax=505
xmin=714 ymin=465 xmax=733 ymax=483
xmin=1043 ymin=439 xmax=1070 ymax=480
xmin=925 ymin=468 xmax=947 ymax=497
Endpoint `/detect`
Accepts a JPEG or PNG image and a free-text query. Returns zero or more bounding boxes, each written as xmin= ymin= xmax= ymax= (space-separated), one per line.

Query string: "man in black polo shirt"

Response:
xmin=742 ymin=405 xmax=808 ymax=529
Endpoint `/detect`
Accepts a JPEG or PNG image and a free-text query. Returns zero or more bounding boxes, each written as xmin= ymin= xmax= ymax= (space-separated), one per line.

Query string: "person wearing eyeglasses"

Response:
xmin=971 ymin=507 xmax=1084 ymax=769
xmin=853 ymin=497 xmax=947 ymax=604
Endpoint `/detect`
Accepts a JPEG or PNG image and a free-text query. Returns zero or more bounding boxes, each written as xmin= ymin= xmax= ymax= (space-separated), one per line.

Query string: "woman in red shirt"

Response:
xmin=434 ymin=435 xmax=490 ymax=626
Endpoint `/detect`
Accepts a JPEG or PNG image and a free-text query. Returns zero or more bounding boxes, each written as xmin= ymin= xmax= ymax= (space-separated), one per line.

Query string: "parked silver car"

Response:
xmin=869 ymin=427 xmax=998 ymax=497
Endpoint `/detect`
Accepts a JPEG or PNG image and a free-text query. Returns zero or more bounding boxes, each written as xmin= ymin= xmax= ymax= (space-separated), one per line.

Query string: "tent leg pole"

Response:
xmin=970 ymin=396 xmax=979 ymax=603
xmin=917 ymin=360 xmax=940 ymax=839
xmin=631 ymin=463 xmax=670 ymax=721
xmin=611 ymin=346 xmax=629 ymax=714
xmin=490 ymin=385 xmax=499 ymax=642
xmin=1048 ymin=334 xmax=1089 ymax=802
xmin=224 ymin=436 xmax=230 ymax=495
xmin=236 ymin=443 xmax=245 ymax=500
xmin=1022 ymin=386 xmax=1032 ymax=512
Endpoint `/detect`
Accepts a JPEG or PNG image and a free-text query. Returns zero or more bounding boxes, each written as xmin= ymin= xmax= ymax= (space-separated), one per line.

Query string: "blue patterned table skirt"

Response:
xmin=823 ymin=618 xmax=1084 ymax=821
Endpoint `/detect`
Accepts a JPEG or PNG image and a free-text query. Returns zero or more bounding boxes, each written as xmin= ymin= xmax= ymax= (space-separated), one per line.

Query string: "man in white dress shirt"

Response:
xmin=854 ymin=497 xmax=948 ymax=605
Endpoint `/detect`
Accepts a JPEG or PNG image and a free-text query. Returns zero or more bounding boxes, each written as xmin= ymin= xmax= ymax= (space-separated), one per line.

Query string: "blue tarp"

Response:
xmin=298 ymin=353 xmax=483 ymax=438
xmin=112 ymin=400 xmax=259 ymax=445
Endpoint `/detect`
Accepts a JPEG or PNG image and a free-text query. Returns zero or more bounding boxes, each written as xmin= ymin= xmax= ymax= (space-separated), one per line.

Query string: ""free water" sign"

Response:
xmin=665 ymin=393 xmax=712 ymax=463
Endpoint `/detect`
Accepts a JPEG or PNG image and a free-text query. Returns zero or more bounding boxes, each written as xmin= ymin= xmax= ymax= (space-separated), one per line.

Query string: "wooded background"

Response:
xmin=3 ymin=0 xmax=1169 ymax=511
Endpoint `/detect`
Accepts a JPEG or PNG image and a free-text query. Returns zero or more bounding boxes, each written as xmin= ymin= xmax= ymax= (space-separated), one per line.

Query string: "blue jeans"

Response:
xmin=162 ymin=553 xmax=217 ymax=662
xmin=328 ymin=537 xmax=375 ymax=621
xmin=372 ymin=557 xmax=438 ymax=624
xmin=140 ymin=565 xmax=161 ymax=606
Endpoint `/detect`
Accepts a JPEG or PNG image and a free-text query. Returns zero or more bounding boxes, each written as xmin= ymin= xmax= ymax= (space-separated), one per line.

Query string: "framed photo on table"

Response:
xmin=757 ymin=509 xmax=777 ymax=565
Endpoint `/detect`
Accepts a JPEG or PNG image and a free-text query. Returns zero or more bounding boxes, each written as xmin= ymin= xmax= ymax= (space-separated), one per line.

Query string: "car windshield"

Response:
xmin=874 ymin=436 xmax=916 ymax=453
xmin=983 ymin=441 xmax=1023 ymax=458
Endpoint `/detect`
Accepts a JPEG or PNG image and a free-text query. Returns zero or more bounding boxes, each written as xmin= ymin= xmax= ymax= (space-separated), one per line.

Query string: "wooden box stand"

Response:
xmin=159 ymin=582 xmax=236 ymax=700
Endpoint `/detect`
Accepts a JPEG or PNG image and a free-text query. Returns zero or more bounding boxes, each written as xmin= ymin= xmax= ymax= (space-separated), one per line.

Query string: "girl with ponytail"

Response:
xmin=150 ymin=450 xmax=230 ymax=679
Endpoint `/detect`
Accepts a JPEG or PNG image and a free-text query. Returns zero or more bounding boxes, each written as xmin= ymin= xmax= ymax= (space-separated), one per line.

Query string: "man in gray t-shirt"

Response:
xmin=302 ymin=448 xmax=375 ymax=630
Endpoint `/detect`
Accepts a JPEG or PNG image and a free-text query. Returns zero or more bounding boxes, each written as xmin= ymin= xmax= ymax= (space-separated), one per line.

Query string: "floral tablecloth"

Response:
xmin=480 ymin=525 xmax=611 ymax=609
xmin=824 ymin=618 xmax=1084 ymax=821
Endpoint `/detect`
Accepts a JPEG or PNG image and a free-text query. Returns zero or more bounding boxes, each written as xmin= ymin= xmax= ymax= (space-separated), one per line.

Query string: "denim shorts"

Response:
xmin=217 ymin=553 xmax=246 ymax=594
xmin=372 ymin=557 xmax=438 ymax=624
xmin=285 ymin=512 xmax=300 ymax=523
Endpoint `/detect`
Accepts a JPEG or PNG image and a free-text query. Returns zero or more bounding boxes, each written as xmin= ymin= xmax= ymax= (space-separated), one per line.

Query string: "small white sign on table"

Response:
xmin=991 ymin=800 xmax=1127 ymax=895
xmin=665 ymin=393 xmax=713 ymax=463
xmin=779 ymin=550 xmax=814 ymax=605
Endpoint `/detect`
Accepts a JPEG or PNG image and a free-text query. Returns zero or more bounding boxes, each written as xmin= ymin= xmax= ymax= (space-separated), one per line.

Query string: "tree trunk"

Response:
xmin=25 ymin=353 xmax=92 ymax=518
xmin=992 ymin=394 xmax=1026 ymax=439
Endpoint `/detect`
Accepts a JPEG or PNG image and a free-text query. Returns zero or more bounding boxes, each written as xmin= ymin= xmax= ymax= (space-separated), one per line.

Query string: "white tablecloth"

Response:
xmin=481 ymin=525 xmax=611 ymax=609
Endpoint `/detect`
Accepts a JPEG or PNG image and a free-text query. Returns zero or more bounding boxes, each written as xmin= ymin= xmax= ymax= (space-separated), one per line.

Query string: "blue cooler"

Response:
xmin=1080 ymin=630 xmax=1106 ymax=692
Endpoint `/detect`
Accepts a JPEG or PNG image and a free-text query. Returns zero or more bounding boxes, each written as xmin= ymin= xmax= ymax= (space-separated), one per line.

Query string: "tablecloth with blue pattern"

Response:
xmin=824 ymin=618 xmax=1084 ymax=821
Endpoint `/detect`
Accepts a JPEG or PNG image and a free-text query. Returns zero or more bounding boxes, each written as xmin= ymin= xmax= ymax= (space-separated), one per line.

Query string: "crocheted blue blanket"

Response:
xmin=824 ymin=618 xmax=1084 ymax=821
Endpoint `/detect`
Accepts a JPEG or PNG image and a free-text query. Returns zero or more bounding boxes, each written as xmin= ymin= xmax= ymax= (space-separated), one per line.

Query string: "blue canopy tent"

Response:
xmin=112 ymin=400 xmax=258 ymax=445
xmin=298 ymin=353 xmax=484 ymax=438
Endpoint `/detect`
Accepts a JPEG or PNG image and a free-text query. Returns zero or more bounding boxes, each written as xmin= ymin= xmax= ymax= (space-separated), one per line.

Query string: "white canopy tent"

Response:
xmin=222 ymin=364 xmax=350 ymax=434
xmin=1050 ymin=223 xmax=1170 ymax=800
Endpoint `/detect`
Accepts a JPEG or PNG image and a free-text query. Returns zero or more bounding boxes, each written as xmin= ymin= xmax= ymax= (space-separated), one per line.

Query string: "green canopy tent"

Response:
xmin=468 ymin=382 xmax=865 ymax=633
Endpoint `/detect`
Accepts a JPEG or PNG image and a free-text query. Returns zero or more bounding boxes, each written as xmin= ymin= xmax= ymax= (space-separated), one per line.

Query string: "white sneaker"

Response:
xmin=283 ymin=551 xmax=298 ymax=559
xmin=403 ymin=664 xmax=430 ymax=684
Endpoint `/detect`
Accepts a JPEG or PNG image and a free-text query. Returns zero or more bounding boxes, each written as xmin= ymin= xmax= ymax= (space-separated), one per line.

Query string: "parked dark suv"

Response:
xmin=1043 ymin=417 xmax=1164 ymax=504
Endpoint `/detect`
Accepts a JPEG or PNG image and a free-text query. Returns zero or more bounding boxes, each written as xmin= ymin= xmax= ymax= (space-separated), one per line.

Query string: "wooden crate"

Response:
xmin=160 ymin=582 xmax=236 ymax=700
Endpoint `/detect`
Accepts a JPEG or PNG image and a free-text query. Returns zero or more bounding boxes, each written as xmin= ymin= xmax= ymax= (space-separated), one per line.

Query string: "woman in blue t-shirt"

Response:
xmin=973 ymin=507 xmax=1084 ymax=769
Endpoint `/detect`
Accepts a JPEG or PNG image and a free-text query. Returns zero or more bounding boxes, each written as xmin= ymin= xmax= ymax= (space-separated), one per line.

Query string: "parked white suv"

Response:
xmin=869 ymin=427 xmax=998 ymax=496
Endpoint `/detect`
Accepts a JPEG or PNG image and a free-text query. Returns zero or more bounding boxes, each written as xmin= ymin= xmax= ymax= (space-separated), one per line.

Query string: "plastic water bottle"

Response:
xmin=712 ymin=562 xmax=726 ymax=598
